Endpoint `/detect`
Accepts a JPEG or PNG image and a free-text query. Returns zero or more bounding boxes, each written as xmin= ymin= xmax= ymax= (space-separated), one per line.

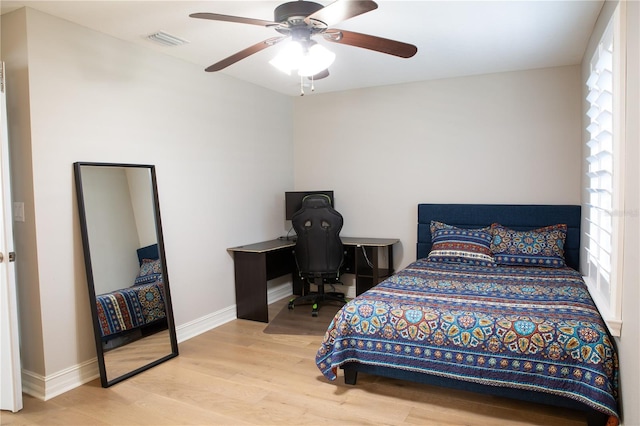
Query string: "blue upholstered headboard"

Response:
xmin=417 ymin=204 xmax=581 ymax=271
xmin=136 ymin=244 xmax=159 ymax=265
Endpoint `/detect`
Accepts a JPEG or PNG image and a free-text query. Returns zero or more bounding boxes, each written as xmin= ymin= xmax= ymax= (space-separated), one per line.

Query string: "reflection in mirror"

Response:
xmin=74 ymin=162 xmax=178 ymax=387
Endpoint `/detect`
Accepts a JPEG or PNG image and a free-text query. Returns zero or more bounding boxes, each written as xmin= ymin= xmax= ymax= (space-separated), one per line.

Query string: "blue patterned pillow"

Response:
xmin=490 ymin=223 xmax=567 ymax=268
xmin=134 ymin=258 xmax=162 ymax=285
xmin=430 ymin=220 xmax=491 ymax=236
xmin=428 ymin=221 xmax=495 ymax=266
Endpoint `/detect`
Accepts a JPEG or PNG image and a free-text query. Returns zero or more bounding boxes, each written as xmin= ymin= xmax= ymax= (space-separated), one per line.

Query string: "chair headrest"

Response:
xmin=301 ymin=194 xmax=332 ymax=209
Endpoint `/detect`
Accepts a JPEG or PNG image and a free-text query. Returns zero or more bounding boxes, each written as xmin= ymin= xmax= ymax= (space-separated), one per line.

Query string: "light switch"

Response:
xmin=12 ymin=202 xmax=24 ymax=222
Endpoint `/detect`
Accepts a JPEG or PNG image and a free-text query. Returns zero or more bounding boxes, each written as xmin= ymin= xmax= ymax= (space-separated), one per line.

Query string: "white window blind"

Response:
xmin=584 ymin=6 xmax=624 ymax=336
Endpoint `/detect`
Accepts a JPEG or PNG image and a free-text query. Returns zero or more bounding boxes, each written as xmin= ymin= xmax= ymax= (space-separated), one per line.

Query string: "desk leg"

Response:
xmin=372 ymin=246 xmax=380 ymax=285
xmin=233 ymin=251 xmax=269 ymax=323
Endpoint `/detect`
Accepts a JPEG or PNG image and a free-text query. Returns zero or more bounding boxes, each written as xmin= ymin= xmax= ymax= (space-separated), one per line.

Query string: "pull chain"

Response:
xmin=299 ymin=75 xmax=317 ymax=96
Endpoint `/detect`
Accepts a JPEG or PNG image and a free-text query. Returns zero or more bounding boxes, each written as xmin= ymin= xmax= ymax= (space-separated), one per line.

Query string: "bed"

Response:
xmin=95 ymin=244 xmax=167 ymax=341
xmin=315 ymin=204 xmax=619 ymax=426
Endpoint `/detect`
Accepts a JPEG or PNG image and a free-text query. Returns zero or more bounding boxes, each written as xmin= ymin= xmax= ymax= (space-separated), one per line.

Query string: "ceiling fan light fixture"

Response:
xmin=270 ymin=40 xmax=335 ymax=77
xmin=298 ymin=43 xmax=335 ymax=77
xmin=269 ymin=40 xmax=304 ymax=75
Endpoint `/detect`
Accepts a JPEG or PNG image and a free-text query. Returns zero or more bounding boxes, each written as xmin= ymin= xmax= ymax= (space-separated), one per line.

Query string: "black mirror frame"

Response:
xmin=74 ymin=161 xmax=178 ymax=387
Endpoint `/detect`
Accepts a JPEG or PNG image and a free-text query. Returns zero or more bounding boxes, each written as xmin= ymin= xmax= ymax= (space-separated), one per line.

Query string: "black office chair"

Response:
xmin=288 ymin=194 xmax=346 ymax=317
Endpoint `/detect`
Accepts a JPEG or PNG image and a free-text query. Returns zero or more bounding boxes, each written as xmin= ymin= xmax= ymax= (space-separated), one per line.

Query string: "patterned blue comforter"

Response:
xmin=96 ymin=281 xmax=166 ymax=338
xmin=316 ymin=260 xmax=619 ymax=420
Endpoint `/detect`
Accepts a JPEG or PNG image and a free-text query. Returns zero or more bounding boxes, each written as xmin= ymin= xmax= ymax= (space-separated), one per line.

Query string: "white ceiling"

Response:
xmin=1 ymin=1 xmax=604 ymax=96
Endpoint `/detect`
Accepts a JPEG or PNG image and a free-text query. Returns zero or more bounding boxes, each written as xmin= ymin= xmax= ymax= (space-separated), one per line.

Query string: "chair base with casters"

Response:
xmin=288 ymin=276 xmax=347 ymax=317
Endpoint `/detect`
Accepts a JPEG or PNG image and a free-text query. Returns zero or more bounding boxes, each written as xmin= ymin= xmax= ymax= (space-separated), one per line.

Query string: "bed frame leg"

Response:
xmin=585 ymin=411 xmax=610 ymax=426
xmin=343 ymin=367 xmax=358 ymax=385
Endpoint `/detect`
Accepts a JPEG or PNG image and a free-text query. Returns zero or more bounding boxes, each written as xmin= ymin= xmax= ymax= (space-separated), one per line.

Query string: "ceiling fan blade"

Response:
xmin=190 ymin=12 xmax=277 ymax=27
xmin=205 ymin=37 xmax=285 ymax=72
xmin=323 ymin=29 xmax=417 ymax=58
xmin=304 ymin=0 xmax=377 ymax=27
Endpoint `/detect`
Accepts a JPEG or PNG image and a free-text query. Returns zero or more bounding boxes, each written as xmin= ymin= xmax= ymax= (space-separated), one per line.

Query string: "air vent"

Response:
xmin=146 ymin=31 xmax=189 ymax=47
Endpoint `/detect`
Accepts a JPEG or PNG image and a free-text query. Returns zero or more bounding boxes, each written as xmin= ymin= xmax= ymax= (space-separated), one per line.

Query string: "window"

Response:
xmin=584 ymin=4 xmax=625 ymax=336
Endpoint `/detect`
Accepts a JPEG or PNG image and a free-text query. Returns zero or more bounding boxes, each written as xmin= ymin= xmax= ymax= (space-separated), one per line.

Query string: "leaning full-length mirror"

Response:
xmin=74 ymin=162 xmax=178 ymax=387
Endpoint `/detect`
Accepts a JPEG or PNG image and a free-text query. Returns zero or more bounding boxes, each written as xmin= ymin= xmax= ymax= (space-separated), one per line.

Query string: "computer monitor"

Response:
xmin=285 ymin=190 xmax=334 ymax=220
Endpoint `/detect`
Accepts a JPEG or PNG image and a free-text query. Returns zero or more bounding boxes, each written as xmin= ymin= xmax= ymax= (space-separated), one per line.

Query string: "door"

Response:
xmin=0 ymin=61 xmax=23 ymax=412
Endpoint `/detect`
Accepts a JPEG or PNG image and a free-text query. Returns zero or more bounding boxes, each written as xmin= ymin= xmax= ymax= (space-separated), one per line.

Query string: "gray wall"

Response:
xmin=293 ymin=66 xmax=583 ymax=270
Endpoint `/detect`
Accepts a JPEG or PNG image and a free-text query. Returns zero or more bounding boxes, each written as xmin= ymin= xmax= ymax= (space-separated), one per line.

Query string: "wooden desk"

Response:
xmin=341 ymin=237 xmax=399 ymax=296
xmin=227 ymin=239 xmax=295 ymax=323
xmin=228 ymin=237 xmax=399 ymax=323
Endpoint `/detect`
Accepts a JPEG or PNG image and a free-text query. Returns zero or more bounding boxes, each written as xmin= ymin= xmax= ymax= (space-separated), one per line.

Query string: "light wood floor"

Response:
xmin=1 ymin=298 xmax=587 ymax=426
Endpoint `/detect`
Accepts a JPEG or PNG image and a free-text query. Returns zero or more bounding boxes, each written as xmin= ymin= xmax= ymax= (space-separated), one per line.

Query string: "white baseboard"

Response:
xmin=22 ymin=281 xmax=294 ymax=400
xmin=176 ymin=281 xmax=292 ymax=342
xmin=22 ymin=358 xmax=99 ymax=401
xmin=267 ymin=281 xmax=294 ymax=304
xmin=175 ymin=304 xmax=237 ymax=343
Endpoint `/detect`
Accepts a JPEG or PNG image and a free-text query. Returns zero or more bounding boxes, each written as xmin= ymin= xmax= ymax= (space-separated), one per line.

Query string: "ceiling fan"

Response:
xmin=190 ymin=0 xmax=418 ymax=81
